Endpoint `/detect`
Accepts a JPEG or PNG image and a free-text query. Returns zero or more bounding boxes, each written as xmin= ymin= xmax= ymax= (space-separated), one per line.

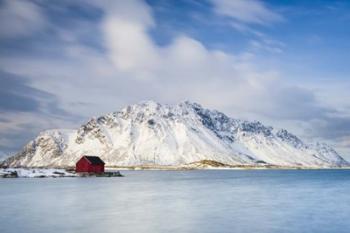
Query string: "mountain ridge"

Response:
xmin=1 ymin=100 xmax=349 ymax=168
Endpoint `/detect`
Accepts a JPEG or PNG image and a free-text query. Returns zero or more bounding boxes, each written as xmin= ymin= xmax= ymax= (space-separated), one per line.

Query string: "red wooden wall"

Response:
xmin=76 ymin=157 xmax=104 ymax=173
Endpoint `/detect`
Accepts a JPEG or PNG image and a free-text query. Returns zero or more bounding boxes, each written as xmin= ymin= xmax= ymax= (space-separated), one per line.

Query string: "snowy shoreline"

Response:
xmin=1 ymin=165 xmax=349 ymax=178
xmin=107 ymin=165 xmax=350 ymax=171
xmin=0 ymin=168 xmax=77 ymax=178
xmin=0 ymin=168 xmax=124 ymax=178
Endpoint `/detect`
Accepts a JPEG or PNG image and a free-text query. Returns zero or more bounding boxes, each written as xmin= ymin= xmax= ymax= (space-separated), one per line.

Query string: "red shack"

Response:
xmin=76 ymin=155 xmax=105 ymax=173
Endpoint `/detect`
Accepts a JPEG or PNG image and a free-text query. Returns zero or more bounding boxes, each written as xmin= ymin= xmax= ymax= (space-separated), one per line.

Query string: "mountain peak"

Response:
xmin=180 ymin=100 xmax=203 ymax=109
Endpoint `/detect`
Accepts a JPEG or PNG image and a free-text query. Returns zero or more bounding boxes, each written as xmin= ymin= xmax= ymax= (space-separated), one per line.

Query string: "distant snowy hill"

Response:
xmin=1 ymin=101 xmax=349 ymax=168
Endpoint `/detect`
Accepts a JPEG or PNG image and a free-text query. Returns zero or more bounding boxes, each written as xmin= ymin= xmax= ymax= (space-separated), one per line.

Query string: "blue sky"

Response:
xmin=0 ymin=0 xmax=350 ymax=159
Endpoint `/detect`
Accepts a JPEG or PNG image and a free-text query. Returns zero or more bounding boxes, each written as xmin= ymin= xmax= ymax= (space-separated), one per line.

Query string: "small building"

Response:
xmin=76 ymin=155 xmax=105 ymax=173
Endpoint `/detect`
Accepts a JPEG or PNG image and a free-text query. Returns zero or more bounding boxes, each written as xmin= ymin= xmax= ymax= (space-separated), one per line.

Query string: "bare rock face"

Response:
xmin=2 ymin=101 xmax=349 ymax=168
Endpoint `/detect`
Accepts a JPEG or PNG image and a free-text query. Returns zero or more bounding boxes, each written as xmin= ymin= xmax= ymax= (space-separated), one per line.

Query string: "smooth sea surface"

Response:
xmin=1 ymin=169 xmax=350 ymax=233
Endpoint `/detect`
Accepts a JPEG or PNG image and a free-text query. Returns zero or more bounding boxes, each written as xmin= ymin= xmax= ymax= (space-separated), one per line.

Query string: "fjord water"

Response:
xmin=1 ymin=170 xmax=350 ymax=233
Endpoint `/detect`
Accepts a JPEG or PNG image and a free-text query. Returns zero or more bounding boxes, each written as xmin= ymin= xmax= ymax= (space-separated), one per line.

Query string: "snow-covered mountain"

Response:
xmin=2 ymin=101 xmax=349 ymax=168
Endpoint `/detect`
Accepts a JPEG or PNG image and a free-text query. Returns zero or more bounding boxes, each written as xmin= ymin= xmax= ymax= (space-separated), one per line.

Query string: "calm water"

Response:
xmin=1 ymin=170 xmax=350 ymax=233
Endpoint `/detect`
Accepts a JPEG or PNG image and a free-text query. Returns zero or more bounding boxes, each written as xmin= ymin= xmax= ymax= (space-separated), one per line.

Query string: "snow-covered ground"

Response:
xmin=0 ymin=168 xmax=76 ymax=178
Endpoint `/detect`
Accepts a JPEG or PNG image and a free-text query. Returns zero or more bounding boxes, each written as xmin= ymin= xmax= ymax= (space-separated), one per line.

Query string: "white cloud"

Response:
xmin=0 ymin=0 xmax=47 ymax=38
xmin=94 ymin=1 xmax=286 ymax=116
xmin=99 ymin=0 xmax=159 ymax=72
xmin=0 ymin=0 xmax=335 ymax=123
xmin=249 ymin=40 xmax=284 ymax=54
xmin=210 ymin=0 xmax=283 ymax=25
xmin=209 ymin=0 xmax=285 ymax=55
xmin=0 ymin=0 xmax=335 ymax=122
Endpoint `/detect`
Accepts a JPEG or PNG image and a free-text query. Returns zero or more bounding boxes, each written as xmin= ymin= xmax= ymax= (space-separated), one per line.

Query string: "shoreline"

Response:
xmin=2 ymin=166 xmax=350 ymax=171
xmin=1 ymin=166 xmax=350 ymax=178
xmin=107 ymin=166 xmax=350 ymax=171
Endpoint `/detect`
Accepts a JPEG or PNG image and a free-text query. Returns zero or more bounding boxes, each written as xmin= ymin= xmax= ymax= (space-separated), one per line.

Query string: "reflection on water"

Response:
xmin=1 ymin=170 xmax=350 ymax=233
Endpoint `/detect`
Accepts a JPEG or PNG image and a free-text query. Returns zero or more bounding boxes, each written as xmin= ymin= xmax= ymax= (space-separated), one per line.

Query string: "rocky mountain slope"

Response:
xmin=2 ymin=101 xmax=349 ymax=168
